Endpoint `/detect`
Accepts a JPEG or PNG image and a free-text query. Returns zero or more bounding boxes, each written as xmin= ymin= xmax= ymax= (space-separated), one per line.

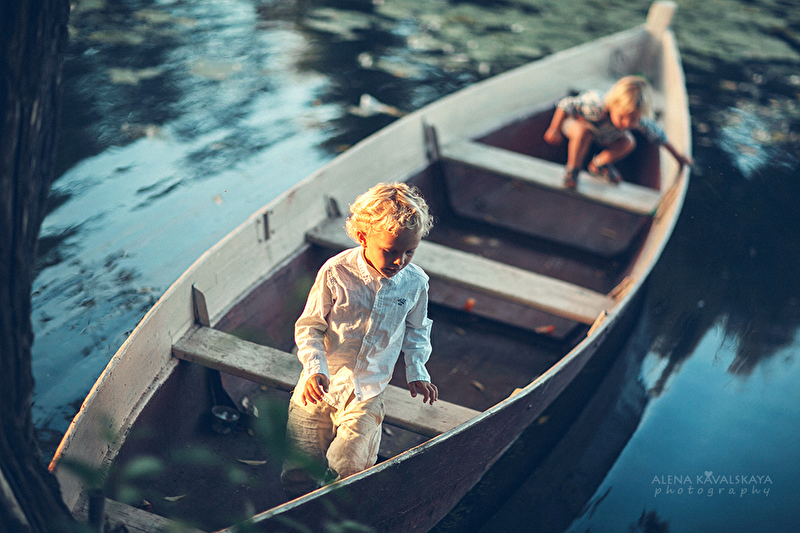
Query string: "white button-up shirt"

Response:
xmin=294 ymin=247 xmax=433 ymax=407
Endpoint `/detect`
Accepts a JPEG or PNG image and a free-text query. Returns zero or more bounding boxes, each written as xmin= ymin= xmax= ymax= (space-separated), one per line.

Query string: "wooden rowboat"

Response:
xmin=50 ymin=2 xmax=690 ymax=531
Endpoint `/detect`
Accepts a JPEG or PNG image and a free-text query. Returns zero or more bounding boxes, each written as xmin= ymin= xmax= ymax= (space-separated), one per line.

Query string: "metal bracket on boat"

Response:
xmin=259 ymin=211 xmax=271 ymax=242
xmin=325 ymin=196 xmax=341 ymax=219
xmin=423 ymin=122 xmax=441 ymax=163
xmin=255 ymin=210 xmax=272 ymax=242
xmin=191 ymin=285 xmax=210 ymax=327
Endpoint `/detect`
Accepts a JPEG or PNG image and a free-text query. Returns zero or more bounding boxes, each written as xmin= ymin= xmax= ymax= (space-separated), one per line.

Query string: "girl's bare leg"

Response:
xmin=591 ymin=131 xmax=636 ymax=167
xmin=564 ymin=120 xmax=594 ymax=171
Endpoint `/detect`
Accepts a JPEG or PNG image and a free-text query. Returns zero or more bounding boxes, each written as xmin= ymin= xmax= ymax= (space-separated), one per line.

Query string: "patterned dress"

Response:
xmin=557 ymin=90 xmax=667 ymax=147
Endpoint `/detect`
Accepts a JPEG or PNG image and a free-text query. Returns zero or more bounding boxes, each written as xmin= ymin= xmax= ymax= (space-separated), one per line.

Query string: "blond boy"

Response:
xmin=281 ymin=182 xmax=437 ymax=499
xmin=544 ymin=75 xmax=692 ymax=189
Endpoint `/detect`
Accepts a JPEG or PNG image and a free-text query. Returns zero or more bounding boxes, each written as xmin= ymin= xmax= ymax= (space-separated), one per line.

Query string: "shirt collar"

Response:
xmin=355 ymin=247 xmax=380 ymax=284
xmin=354 ymin=247 xmax=400 ymax=286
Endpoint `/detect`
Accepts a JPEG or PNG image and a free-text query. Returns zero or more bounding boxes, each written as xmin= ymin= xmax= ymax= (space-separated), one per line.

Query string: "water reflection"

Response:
xmin=34 ymin=0 xmax=343 ymax=449
xmin=647 ymin=57 xmax=800 ymax=385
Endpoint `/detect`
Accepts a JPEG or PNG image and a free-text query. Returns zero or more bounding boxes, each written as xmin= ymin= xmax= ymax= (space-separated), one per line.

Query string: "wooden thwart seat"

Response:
xmin=307 ymin=218 xmax=614 ymax=325
xmin=439 ymin=139 xmax=662 ymax=216
xmin=172 ymin=325 xmax=479 ymax=437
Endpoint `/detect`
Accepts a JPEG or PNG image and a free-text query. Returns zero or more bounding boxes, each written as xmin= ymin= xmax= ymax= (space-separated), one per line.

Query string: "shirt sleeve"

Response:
xmin=636 ymin=117 xmax=668 ymax=145
xmin=402 ymin=279 xmax=433 ymax=384
xmin=294 ymin=264 xmax=333 ymax=380
xmin=557 ymin=90 xmax=605 ymax=122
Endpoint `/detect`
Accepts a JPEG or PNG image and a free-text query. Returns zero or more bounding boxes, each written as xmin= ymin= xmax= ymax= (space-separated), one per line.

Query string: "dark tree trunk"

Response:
xmin=1 ymin=0 xmax=73 ymax=531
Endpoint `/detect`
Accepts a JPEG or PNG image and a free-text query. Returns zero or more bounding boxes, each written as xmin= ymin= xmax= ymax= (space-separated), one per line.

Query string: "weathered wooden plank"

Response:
xmin=307 ymin=219 xmax=614 ymax=325
xmin=440 ymin=139 xmax=662 ymax=215
xmin=172 ymin=326 xmax=479 ymax=437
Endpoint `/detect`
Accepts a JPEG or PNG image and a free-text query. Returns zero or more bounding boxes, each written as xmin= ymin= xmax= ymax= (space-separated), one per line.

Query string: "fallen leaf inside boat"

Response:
xmin=535 ymin=324 xmax=555 ymax=334
xmin=470 ymin=380 xmax=485 ymax=392
xmin=599 ymin=227 xmax=618 ymax=239
xmin=463 ymin=297 xmax=476 ymax=311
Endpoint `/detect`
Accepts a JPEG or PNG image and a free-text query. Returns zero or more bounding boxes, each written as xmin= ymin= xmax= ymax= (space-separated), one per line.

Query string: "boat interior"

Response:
xmin=105 ymin=102 xmax=664 ymax=530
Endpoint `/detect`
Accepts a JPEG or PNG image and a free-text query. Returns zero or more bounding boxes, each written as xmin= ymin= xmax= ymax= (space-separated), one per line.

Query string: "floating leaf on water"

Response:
xmin=304 ymin=8 xmax=372 ymax=41
xmin=89 ymin=29 xmax=145 ymax=45
xmin=358 ymin=52 xmax=374 ymax=68
xmin=134 ymin=9 xmax=173 ymax=24
xmin=455 ymin=327 xmax=466 ymax=336
xmin=190 ymin=59 xmax=243 ymax=81
xmin=348 ymin=94 xmax=406 ymax=118
xmin=537 ymin=416 xmax=549 ymax=425
xmin=237 ymin=459 xmax=268 ymax=466
xmin=108 ymin=67 xmax=164 ymax=85
xmin=120 ymin=122 xmax=163 ymax=140
xmin=164 ymin=494 xmax=186 ymax=502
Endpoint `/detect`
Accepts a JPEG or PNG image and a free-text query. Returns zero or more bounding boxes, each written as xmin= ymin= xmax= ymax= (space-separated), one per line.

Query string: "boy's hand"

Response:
xmin=409 ymin=381 xmax=438 ymax=405
xmin=301 ymin=373 xmax=329 ymax=405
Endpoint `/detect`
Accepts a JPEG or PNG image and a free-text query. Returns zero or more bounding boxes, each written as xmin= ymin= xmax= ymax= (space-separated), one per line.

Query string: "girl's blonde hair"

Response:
xmin=346 ymin=182 xmax=433 ymax=240
xmin=604 ymin=75 xmax=653 ymax=117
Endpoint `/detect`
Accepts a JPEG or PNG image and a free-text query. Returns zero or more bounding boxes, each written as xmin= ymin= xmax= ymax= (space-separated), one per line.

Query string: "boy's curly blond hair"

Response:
xmin=346 ymin=182 xmax=433 ymax=241
xmin=604 ymin=75 xmax=653 ymax=117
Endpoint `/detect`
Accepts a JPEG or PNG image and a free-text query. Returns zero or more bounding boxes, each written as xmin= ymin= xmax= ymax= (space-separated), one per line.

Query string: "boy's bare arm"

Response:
xmin=302 ymin=373 xmax=330 ymax=405
xmin=409 ymin=380 xmax=438 ymax=405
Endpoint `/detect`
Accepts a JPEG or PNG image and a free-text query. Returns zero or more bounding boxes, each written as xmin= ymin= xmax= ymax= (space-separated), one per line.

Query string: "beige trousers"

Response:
xmin=280 ymin=388 xmax=384 ymax=499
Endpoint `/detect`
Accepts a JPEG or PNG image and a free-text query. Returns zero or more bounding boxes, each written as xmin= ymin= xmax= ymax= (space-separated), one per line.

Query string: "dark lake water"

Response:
xmin=33 ymin=0 xmax=800 ymax=531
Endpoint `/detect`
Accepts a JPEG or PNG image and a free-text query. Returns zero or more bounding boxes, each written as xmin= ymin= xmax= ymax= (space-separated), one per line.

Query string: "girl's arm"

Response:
xmin=663 ymin=141 xmax=694 ymax=168
xmin=544 ymin=107 xmax=567 ymax=145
